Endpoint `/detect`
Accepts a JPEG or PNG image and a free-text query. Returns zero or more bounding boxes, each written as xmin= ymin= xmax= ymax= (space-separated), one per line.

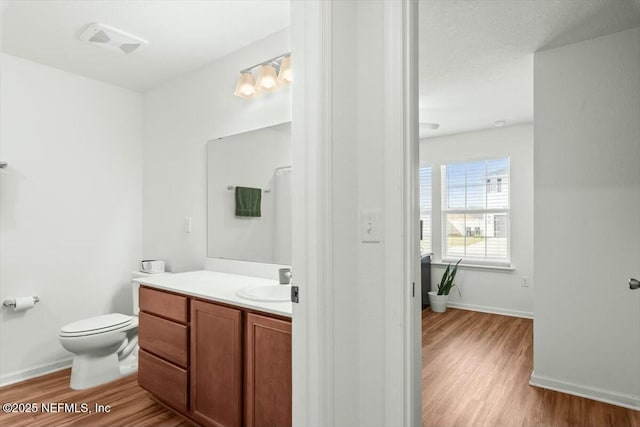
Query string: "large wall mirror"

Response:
xmin=207 ymin=122 xmax=291 ymax=265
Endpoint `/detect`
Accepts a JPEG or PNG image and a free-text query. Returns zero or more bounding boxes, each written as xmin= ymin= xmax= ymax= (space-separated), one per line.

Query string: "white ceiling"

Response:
xmin=419 ymin=0 xmax=640 ymax=138
xmin=0 ymin=0 xmax=289 ymax=92
xmin=2 ymin=0 xmax=639 ymax=132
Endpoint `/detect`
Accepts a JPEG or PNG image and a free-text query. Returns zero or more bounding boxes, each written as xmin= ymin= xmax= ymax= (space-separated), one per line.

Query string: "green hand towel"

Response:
xmin=235 ymin=186 xmax=262 ymax=217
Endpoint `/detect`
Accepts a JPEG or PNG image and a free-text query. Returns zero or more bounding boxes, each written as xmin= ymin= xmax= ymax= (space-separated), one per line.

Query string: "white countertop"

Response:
xmin=138 ymin=270 xmax=292 ymax=318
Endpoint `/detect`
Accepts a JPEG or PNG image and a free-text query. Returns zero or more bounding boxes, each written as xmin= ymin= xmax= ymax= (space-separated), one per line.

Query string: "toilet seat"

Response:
xmin=60 ymin=313 xmax=133 ymax=337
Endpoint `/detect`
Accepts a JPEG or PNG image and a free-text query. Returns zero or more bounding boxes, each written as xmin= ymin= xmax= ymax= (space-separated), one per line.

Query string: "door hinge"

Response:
xmin=291 ymin=285 xmax=300 ymax=303
xmin=412 ymin=282 xmax=415 ymax=298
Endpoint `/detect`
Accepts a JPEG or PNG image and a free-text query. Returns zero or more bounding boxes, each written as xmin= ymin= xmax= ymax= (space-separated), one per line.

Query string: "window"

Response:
xmin=442 ymin=158 xmax=510 ymax=264
xmin=419 ymin=166 xmax=432 ymax=255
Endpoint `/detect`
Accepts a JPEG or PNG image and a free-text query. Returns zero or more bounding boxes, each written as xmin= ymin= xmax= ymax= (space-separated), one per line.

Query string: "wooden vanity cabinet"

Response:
xmin=190 ymin=300 xmax=243 ymax=427
xmin=138 ymin=286 xmax=292 ymax=427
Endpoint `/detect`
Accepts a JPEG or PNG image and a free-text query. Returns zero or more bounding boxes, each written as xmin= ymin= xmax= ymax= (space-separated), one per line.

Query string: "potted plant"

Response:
xmin=428 ymin=259 xmax=461 ymax=313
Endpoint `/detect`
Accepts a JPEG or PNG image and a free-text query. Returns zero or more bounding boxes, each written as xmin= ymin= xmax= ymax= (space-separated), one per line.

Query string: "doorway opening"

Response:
xmin=417 ymin=1 xmax=640 ymax=426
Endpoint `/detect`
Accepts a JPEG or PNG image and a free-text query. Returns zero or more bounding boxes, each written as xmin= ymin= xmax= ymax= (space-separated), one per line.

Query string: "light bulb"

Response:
xmin=256 ymin=64 xmax=279 ymax=93
xmin=234 ymin=72 xmax=257 ymax=99
xmin=278 ymin=56 xmax=292 ymax=84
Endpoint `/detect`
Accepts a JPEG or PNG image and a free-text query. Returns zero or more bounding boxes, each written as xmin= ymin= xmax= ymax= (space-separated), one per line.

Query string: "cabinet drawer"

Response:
xmin=139 ymin=312 xmax=188 ymax=368
xmin=139 ymin=349 xmax=187 ymax=413
xmin=139 ymin=286 xmax=188 ymax=323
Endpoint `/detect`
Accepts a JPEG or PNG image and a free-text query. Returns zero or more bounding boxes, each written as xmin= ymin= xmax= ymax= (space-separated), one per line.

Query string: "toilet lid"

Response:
xmin=61 ymin=313 xmax=132 ymax=336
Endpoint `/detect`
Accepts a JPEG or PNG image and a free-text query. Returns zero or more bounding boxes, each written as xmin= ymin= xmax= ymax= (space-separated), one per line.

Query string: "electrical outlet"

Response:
xmin=521 ymin=276 xmax=529 ymax=287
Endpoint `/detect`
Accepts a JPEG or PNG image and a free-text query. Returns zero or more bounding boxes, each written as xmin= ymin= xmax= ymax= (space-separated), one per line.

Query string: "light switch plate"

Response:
xmin=361 ymin=210 xmax=381 ymax=243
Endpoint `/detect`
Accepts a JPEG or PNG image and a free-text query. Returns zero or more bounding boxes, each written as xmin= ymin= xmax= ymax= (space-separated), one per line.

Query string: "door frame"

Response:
xmin=290 ymin=1 xmax=334 ymax=425
xmin=290 ymin=1 xmax=421 ymax=425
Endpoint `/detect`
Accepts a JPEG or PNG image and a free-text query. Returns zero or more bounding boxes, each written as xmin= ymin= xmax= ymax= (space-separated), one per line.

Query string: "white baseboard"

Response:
xmin=0 ymin=358 xmax=72 ymax=387
xmin=446 ymin=301 xmax=533 ymax=319
xmin=530 ymin=371 xmax=640 ymax=411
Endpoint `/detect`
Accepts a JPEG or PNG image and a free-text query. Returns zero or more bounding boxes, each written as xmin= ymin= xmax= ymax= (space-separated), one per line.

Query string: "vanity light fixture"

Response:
xmin=234 ymin=53 xmax=291 ymax=99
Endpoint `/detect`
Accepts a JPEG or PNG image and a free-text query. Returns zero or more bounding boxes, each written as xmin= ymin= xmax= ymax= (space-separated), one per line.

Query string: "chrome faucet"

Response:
xmin=279 ymin=268 xmax=293 ymax=285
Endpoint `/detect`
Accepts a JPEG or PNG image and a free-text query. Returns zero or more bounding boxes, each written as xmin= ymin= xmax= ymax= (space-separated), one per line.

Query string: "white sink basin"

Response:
xmin=236 ymin=284 xmax=292 ymax=302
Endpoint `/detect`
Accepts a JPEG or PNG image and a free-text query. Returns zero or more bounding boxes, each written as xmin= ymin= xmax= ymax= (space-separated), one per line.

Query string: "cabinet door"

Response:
xmin=245 ymin=313 xmax=292 ymax=427
xmin=190 ymin=300 xmax=242 ymax=427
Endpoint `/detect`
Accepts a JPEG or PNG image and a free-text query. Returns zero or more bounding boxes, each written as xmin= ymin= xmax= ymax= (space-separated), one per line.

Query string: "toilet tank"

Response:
xmin=130 ymin=271 xmax=172 ymax=315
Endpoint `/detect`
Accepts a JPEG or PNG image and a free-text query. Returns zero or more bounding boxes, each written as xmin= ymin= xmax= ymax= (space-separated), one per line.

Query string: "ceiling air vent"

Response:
xmin=80 ymin=23 xmax=148 ymax=55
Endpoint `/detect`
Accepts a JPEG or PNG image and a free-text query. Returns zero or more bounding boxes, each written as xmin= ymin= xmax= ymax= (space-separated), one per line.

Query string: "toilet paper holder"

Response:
xmin=3 ymin=296 xmax=40 ymax=308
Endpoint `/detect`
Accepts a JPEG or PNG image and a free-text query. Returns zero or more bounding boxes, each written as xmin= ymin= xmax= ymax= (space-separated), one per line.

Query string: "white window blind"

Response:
xmin=442 ymin=158 xmax=510 ymax=264
xmin=419 ymin=166 xmax=432 ymax=255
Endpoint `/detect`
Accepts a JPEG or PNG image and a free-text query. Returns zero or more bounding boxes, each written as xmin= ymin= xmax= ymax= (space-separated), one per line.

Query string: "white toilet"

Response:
xmin=58 ymin=271 xmax=159 ymax=390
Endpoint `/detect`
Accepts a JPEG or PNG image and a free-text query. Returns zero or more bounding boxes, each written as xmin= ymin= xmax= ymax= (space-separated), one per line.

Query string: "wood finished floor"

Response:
xmin=0 ymin=369 xmax=188 ymax=427
xmin=1 ymin=309 xmax=638 ymax=427
xmin=423 ymin=308 xmax=640 ymax=427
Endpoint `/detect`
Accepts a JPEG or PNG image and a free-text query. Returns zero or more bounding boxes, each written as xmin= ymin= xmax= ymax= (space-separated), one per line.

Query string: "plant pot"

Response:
xmin=428 ymin=291 xmax=448 ymax=313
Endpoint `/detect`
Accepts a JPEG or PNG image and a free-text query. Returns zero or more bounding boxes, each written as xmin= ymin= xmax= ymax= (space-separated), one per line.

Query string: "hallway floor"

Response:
xmin=422 ymin=308 xmax=640 ymax=427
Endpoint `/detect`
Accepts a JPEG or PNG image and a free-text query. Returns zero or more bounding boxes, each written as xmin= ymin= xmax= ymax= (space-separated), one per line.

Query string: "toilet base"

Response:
xmin=69 ymin=352 xmax=122 ymax=390
xmin=119 ymin=345 xmax=139 ymax=376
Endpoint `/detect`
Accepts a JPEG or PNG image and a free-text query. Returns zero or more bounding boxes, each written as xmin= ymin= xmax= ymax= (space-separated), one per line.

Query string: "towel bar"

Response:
xmin=227 ymin=185 xmax=271 ymax=193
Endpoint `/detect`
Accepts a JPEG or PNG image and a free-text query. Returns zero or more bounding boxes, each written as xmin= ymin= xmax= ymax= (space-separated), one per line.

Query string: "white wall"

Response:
xmin=420 ymin=124 xmax=534 ymax=317
xmin=207 ymin=123 xmax=291 ymax=264
xmin=143 ymin=29 xmax=291 ymax=273
xmin=0 ymin=53 xmax=143 ymax=384
xmin=533 ymin=27 xmax=640 ymax=408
